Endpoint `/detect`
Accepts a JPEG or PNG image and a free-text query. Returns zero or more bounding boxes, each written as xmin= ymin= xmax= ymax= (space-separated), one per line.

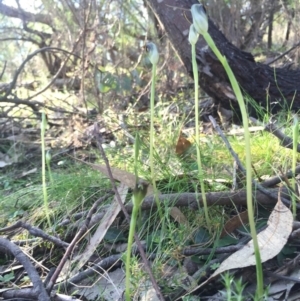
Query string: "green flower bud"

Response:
xmin=191 ymin=4 xmax=208 ymax=35
xmin=188 ymin=24 xmax=199 ymax=45
xmin=46 ymin=150 xmax=51 ymax=164
xmin=145 ymin=42 xmax=159 ymax=65
xmin=133 ymin=180 xmax=148 ymax=206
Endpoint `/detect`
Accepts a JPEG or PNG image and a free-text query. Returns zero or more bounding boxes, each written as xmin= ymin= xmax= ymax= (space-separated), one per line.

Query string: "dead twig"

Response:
xmin=0 ymin=221 xmax=69 ymax=249
xmin=182 ymin=244 xmax=242 ymax=256
xmin=57 ymin=192 xmax=113 ymax=227
xmin=0 ymin=238 xmax=50 ymax=301
xmin=264 ymin=122 xmax=300 ymax=152
xmin=0 ymin=61 xmax=6 ymax=80
xmin=125 ymin=187 xmax=290 ymax=212
xmin=53 ymin=254 xmax=123 ymax=291
xmin=208 ymin=115 xmax=299 ymax=208
xmin=0 ymin=46 xmax=102 ymax=116
xmin=261 ymin=164 xmax=300 ymax=187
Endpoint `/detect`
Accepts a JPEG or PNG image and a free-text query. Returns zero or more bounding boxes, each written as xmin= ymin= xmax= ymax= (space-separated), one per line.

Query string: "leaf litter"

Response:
xmin=183 ymin=190 xmax=293 ymax=297
xmin=2 ymin=114 xmax=300 ymax=300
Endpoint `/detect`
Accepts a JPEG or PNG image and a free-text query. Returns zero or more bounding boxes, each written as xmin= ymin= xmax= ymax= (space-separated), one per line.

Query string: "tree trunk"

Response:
xmin=146 ymin=0 xmax=300 ymax=122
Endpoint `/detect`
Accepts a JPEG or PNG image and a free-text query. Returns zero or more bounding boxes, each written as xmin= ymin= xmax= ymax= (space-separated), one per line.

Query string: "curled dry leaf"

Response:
xmin=71 ymin=157 xmax=153 ymax=196
xmin=72 ymin=183 xmax=128 ymax=275
xmin=169 ymin=207 xmax=189 ymax=225
xmin=183 ymin=192 xmax=293 ymax=297
xmin=220 ymin=210 xmax=249 ymax=238
xmin=175 ymin=132 xmax=192 ymax=156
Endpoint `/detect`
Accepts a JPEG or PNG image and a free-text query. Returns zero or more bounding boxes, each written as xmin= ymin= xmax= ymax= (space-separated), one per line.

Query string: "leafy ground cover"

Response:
xmin=1 ymin=100 xmax=300 ymax=300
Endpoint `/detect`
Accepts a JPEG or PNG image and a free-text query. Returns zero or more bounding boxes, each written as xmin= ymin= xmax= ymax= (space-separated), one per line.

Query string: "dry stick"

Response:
xmin=0 ymin=47 xmax=74 ymax=113
xmin=208 ymin=116 xmax=300 ymax=209
xmin=290 ymin=228 xmax=300 ymax=240
xmin=0 ymin=61 xmax=6 ymax=80
xmin=265 ymin=271 xmax=300 ymax=284
xmin=182 ymin=244 xmax=242 ymax=256
xmin=264 ymin=122 xmax=300 ymax=152
xmin=261 ymin=164 xmax=300 ymax=187
xmin=0 ymin=46 xmax=99 ymax=115
xmin=264 ymin=253 xmax=300 ymax=284
xmin=5 ymin=28 xmax=87 ymax=103
xmin=2 ymin=287 xmax=47 ymax=300
xmin=249 ymin=118 xmax=300 ymax=187
xmin=53 ymin=250 xmax=156 ymax=291
xmin=266 ymin=40 xmax=300 ymax=66
xmin=57 ymin=191 xmax=113 ymax=227
xmin=93 ymin=123 xmax=165 ymax=301
xmin=0 ymin=238 xmax=50 ymax=301
xmin=46 ymin=193 xmax=111 ymax=293
xmin=124 ymin=188 xmax=290 ymax=212
xmin=53 ymin=254 xmax=123 ymax=291
xmin=0 ymin=221 xmax=69 ymax=249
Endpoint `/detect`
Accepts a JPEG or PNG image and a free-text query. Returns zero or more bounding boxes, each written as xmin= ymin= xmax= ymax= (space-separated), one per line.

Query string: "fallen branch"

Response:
xmin=261 ymin=164 xmax=300 ymax=187
xmin=0 ymin=238 xmax=50 ymax=301
xmin=0 ymin=221 xmax=69 ymax=249
xmin=124 ymin=187 xmax=291 ymax=212
xmin=182 ymin=244 xmax=243 ymax=256
xmin=265 ymin=122 xmax=300 ymax=152
xmin=53 ymin=254 xmax=123 ymax=291
xmin=208 ymin=115 xmax=298 ymax=208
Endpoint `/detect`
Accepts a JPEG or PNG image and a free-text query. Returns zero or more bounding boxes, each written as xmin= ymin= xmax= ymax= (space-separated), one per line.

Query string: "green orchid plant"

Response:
xmin=190 ymin=3 xmax=263 ymax=298
xmin=144 ymin=42 xmax=163 ymax=219
xmin=41 ymin=112 xmax=51 ymax=227
xmin=189 ymin=23 xmax=210 ymax=225
xmin=125 ymin=133 xmax=148 ymax=301
xmin=125 ymin=43 xmax=162 ymax=301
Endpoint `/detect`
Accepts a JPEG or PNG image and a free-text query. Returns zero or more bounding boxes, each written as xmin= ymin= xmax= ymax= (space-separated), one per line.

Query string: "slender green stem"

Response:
xmin=46 ymin=162 xmax=53 ymax=184
xmin=202 ymin=32 xmax=263 ymax=297
xmin=125 ymin=204 xmax=139 ymax=301
xmin=149 ymin=63 xmax=163 ymax=220
xmin=134 ymin=133 xmax=139 ymax=183
xmin=149 ymin=63 xmax=156 ymax=186
xmin=46 ymin=151 xmax=54 ymax=184
xmin=191 ymin=42 xmax=210 ymax=225
xmin=41 ymin=112 xmax=51 ymax=227
xmin=134 ymin=133 xmax=142 ymax=229
xmin=125 ymin=135 xmax=148 ymax=301
xmin=292 ymin=115 xmax=298 ymax=217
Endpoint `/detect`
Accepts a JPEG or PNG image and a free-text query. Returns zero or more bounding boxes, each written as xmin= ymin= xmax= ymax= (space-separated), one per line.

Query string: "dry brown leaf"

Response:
xmin=91 ymin=164 xmax=136 ymax=188
xmin=72 ymin=183 xmax=128 ymax=275
xmin=71 ymin=157 xmax=153 ymax=196
xmin=183 ymin=192 xmax=293 ymax=297
xmin=221 ymin=211 xmax=249 ymax=238
xmin=16 ymin=168 xmax=37 ymax=178
xmin=169 ymin=207 xmax=188 ymax=225
xmin=175 ymin=133 xmax=192 ymax=155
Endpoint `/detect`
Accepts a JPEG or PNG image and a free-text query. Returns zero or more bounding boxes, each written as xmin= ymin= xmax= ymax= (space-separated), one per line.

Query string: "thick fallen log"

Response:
xmin=124 ymin=187 xmax=294 ymax=212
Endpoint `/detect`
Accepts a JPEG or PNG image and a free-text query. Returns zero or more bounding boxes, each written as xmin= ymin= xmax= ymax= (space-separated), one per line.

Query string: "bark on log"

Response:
xmin=146 ymin=0 xmax=300 ymax=122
